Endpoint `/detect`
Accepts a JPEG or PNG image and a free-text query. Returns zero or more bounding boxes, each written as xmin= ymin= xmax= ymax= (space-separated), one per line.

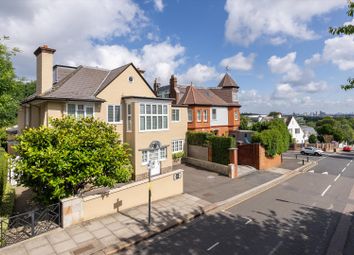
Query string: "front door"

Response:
xmin=149 ymin=150 xmax=160 ymax=176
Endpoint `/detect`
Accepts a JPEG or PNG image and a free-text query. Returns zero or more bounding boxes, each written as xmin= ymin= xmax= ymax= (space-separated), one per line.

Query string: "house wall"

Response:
xmin=210 ymin=107 xmax=228 ymax=127
xmin=96 ymin=65 xmax=156 ymax=136
xmin=288 ymin=117 xmax=305 ymax=144
xmin=187 ymin=106 xmax=211 ymax=131
xmin=228 ymin=107 xmax=240 ymax=131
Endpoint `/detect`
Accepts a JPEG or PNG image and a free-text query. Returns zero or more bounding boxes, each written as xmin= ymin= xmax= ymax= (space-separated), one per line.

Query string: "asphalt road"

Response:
xmin=122 ymin=153 xmax=354 ymax=255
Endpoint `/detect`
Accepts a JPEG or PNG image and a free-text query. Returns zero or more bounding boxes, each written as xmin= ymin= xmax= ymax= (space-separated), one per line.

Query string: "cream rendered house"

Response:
xmin=18 ymin=45 xmax=187 ymax=181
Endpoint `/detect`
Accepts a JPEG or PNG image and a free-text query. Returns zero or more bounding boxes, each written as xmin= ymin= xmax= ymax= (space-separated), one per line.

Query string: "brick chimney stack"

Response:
xmin=34 ymin=45 xmax=56 ymax=95
xmin=153 ymin=78 xmax=160 ymax=96
xmin=169 ymin=75 xmax=178 ymax=104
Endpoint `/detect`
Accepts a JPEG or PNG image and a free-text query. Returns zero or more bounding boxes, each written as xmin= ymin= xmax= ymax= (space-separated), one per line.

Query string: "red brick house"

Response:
xmin=156 ymin=73 xmax=241 ymax=136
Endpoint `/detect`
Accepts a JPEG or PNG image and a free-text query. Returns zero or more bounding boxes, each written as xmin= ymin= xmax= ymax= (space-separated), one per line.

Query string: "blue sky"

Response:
xmin=1 ymin=0 xmax=353 ymax=114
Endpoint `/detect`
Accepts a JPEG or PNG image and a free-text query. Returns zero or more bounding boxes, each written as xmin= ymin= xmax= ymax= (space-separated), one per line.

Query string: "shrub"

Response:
xmin=210 ymin=136 xmax=236 ymax=165
xmin=0 ymin=183 xmax=15 ymax=246
xmin=186 ymin=131 xmax=214 ymax=147
xmin=172 ymin=151 xmax=185 ymax=160
xmin=14 ymin=117 xmax=133 ymax=204
xmin=252 ymin=119 xmax=291 ymax=157
xmin=308 ymin=134 xmax=317 ymax=143
xmin=0 ymin=148 xmax=7 ymax=200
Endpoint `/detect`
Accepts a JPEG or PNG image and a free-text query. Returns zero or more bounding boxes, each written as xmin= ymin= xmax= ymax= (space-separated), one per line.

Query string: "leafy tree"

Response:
xmin=268 ymin=111 xmax=281 ymax=118
xmin=308 ymin=134 xmax=317 ymax=143
xmin=14 ymin=117 xmax=133 ymax=204
xmin=252 ymin=119 xmax=291 ymax=157
xmin=329 ymin=1 xmax=354 ymax=90
xmin=0 ymin=37 xmax=36 ymax=128
xmin=239 ymin=115 xmax=251 ymax=130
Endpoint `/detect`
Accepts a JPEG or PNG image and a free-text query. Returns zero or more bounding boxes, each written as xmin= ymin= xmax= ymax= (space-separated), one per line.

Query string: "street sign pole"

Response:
xmin=148 ymin=160 xmax=153 ymax=225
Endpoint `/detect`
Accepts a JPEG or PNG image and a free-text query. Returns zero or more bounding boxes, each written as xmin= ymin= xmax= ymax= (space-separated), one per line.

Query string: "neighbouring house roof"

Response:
xmin=301 ymin=126 xmax=317 ymax=135
xmin=217 ymin=73 xmax=239 ymax=88
xmin=22 ymin=63 xmax=152 ymax=104
xmin=178 ymin=85 xmax=229 ymax=106
xmin=285 ymin=116 xmax=293 ymax=126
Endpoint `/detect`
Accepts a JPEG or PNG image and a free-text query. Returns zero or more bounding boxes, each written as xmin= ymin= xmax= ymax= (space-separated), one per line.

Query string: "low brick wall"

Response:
xmin=188 ymin=145 xmax=209 ymax=161
xmin=61 ymin=169 xmax=184 ymax=228
xmin=290 ymin=143 xmax=337 ymax=152
xmin=238 ymin=143 xmax=281 ymax=170
xmin=183 ymin=157 xmax=234 ymax=177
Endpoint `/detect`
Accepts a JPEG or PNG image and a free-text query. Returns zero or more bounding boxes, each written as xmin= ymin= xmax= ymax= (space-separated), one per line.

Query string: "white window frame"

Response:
xmin=212 ymin=108 xmax=217 ymax=121
xmin=66 ymin=102 xmax=95 ymax=118
xmin=127 ymin=104 xmax=132 ymax=132
xmin=203 ymin=109 xmax=208 ymax=122
xmin=139 ymin=103 xmax=169 ymax=132
xmin=197 ymin=110 xmax=202 ymax=122
xmin=172 ymin=108 xmax=180 ymax=122
xmin=141 ymin=148 xmax=168 ymax=165
xmin=172 ymin=140 xmax=184 ymax=153
xmin=234 ymin=111 xmax=239 ymax=121
xmin=107 ymin=104 xmax=122 ymax=124
xmin=188 ymin=109 xmax=193 ymax=122
xmin=159 ymin=147 xmax=167 ymax=161
xmin=295 ymin=128 xmax=300 ymax=134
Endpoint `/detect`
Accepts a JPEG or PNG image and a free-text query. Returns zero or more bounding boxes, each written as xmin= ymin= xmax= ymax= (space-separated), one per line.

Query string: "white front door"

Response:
xmin=149 ymin=150 xmax=161 ymax=176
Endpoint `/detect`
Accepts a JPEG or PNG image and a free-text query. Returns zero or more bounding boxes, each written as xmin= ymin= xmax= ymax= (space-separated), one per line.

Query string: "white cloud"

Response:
xmin=269 ymin=37 xmax=287 ymax=45
xmin=153 ymin=0 xmax=164 ymax=12
xmin=179 ymin=64 xmax=218 ymax=84
xmin=0 ymin=0 xmax=186 ymax=84
xmin=272 ymin=83 xmax=298 ymax=99
xmin=323 ymin=35 xmax=354 ymax=70
xmin=304 ymin=53 xmax=322 ymax=66
xmin=224 ymin=0 xmax=345 ymax=45
xmin=268 ymin=52 xmax=302 ymax=82
xmin=220 ymin=52 xmax=256 ymax=71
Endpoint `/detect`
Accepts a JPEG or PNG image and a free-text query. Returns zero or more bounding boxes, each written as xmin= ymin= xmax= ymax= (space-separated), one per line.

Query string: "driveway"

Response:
xmin=179 ymin=163 xmax=281 ymax=203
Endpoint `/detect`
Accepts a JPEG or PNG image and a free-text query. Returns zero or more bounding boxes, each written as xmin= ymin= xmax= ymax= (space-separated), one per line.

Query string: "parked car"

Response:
xmin=300 ymin=147 xmax=323 ymax=156
xmin=343 ymin=146 xmax=352 ymax=152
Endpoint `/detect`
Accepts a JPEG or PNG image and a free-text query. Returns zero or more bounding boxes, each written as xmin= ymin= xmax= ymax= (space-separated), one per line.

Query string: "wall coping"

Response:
xmin=61 ymin=169 xmax=184 ymax=203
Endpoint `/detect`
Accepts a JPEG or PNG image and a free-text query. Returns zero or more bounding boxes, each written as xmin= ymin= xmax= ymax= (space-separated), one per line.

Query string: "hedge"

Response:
xmin=0 ymin=148 xmax=7 ymax=200
xmin=0 ymin=183 xmax=15 ymax=247
xmin=210 ymin=136 xmax=236 ymax=165
xmin=186 ymin=131 xmax=214 ymax=147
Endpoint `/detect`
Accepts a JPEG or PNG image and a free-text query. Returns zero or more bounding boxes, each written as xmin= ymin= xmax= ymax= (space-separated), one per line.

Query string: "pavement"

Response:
xmin=1 ymin=157 xmax=315 ymax=255
xmin=122 ymin=154 xmax=354 ymax=255
xmin=0 ymin=194 xmax=211 ymax=255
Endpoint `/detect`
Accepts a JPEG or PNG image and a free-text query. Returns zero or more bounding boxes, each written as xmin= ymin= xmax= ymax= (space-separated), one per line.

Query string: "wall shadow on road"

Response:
xmin=122 ymin=202 xmax=353 ymax=255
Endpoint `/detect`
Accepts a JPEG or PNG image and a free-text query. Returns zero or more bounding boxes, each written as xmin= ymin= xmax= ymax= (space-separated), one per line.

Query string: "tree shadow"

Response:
xmin=119 ymin=201 xmax=353 ymax=255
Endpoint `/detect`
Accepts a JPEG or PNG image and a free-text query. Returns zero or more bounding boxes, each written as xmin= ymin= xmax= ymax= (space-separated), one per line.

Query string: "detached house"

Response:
xmin=156 ymin=73 xmax=241 ymax=136
xmin=18 ymin=45 xmax=187 ymax=181
xmin=286 ymin=116 xmax=305 ymax=144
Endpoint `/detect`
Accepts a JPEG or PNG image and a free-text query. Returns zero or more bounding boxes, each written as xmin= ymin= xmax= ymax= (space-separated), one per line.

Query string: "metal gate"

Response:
xmin=0 ymin=203 xmax=61 ymax=247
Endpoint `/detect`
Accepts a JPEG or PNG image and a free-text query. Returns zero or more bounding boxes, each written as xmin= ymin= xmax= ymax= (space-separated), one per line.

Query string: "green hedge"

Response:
xmin=210 ymin=136 xmax=236 ymax=165
xmin=0 ymin=183 xmax=15 ymax=247
xmin=0 ymin=148 xmax=7 ymax=200
xmin=186 ymin=131 xmax=214 ymax=147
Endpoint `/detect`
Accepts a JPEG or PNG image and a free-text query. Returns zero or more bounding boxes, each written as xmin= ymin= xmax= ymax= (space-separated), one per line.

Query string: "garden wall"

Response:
xmin=61 ymin=169 xmax=184 ymax=228
xmin=187 ymin=145 xmax=209 ymax=161
xmin=289 ymin=143 xmax=337 ymax=152
xmin=238 ymin=143 xmax=281 ymax=170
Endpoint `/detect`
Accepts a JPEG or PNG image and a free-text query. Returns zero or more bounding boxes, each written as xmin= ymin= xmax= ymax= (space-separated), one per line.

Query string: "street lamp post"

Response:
xmin=147 ymin=159 xmax=155 ymax=225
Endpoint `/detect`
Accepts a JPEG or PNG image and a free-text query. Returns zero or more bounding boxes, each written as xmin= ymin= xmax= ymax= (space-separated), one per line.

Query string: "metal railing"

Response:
xmin=0 ymin=203 xmax=61 ymax=247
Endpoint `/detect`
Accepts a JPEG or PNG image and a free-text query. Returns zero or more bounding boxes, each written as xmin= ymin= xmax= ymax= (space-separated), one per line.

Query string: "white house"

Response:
xmin=286 ymin=116 xmax=305 ymax=144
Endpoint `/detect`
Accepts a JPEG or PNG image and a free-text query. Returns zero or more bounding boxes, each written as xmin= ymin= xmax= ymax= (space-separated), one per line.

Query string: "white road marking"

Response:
xmin=321 ymin=185 xmax=332 ymax=197
xmin=241 ymin=216 xmax=252 ymax=224
xmin=327 ymin=204 xmax=334 ymax=210
xmin=322 ymin=171 xmax=328 ymax=175
xmin=347 ymin=163 xmax=350 ymax=167
xmin=334 ymin=174 xmax=341 ymax=182
xmin=342 ymin=167 xmax=347 ymax=173
xmin=268 ymin=241 xmax=283 ymax=255
xmin=207 ymin=242 xmax=220 ymax=251
xmin=308 ymin=170 xmax=314 ymax=173
xmin=311 ymin=202 xmax=317 ymax=207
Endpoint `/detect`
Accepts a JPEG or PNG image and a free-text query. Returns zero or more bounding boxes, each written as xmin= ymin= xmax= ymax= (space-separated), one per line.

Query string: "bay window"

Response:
xmin=140 ymin=103 xmax=168 ymax=131
xmin=67 ymin=103 xmax=94 ymax=118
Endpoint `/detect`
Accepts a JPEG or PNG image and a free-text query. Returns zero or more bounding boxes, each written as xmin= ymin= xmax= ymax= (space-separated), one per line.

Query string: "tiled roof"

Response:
xmin=22 ymin=63 xmax=145 ymax=103
xmin=178 ymin=86 xmax=228 ymax=106
xmin=218 ymin=73 xmax=239 ymax=88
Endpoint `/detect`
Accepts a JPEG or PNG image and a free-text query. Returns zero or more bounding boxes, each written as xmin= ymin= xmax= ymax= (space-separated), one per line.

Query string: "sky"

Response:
xmin=1 ymin=0 xmax=354 ymax=114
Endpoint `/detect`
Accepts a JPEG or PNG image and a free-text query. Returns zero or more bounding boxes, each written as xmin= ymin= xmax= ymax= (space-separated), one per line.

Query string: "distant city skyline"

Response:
xmin=1 ymin=0 xmax=353 ymax=113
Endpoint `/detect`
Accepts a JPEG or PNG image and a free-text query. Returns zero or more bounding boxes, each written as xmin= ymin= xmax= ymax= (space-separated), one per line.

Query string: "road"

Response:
xmin=122 ymin=153 xmax=354 ymax=255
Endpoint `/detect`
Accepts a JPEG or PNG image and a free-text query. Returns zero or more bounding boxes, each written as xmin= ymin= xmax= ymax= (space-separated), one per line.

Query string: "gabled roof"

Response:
xmin=218 ymin=73 xmax=239 ymax=88
xmin=178 ymin=85 xmax=228 ymax=106
xmin=22 ymin=63 xmax=153 ymax=104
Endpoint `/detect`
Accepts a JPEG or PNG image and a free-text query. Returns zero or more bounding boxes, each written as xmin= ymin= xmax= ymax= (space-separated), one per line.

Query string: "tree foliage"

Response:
xmin=314 ymin=116 xmax=351 ymax=143
xmin=251 ymin=119 xmax=291 ymax=157
xmin=308 ymin=134 xmax=317 ymax=144
xmin=14 ymin=117 xmax=133 ymax=204
xmin=329 ymin=1 xmax=354 ymax=90
xmin=239 ymin=115 xmax=251 ymax=130
xmin=0 ymin=37 xmax=36 ymax=128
